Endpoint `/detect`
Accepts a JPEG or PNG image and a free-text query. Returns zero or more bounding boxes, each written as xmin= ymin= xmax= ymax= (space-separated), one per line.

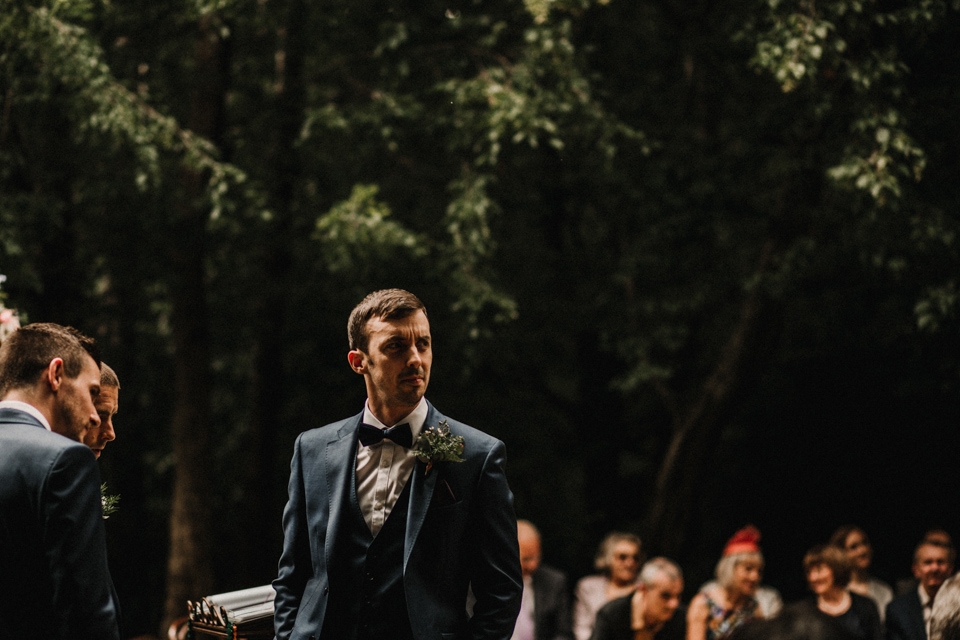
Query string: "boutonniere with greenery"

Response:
xmin=100 ymin=483 xmax=120 ymax=519
xmin=414 ymin=419 xmax=465 ymax=476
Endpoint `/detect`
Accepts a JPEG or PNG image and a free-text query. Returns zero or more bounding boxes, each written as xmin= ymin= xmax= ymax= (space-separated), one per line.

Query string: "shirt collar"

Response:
xmin=919 ymin=583 xmax=933 ymax=607
xmin=362 ymin=396 xmax=428 ymax=442
xmin=0 ymin=400 xmax=52 ymax=431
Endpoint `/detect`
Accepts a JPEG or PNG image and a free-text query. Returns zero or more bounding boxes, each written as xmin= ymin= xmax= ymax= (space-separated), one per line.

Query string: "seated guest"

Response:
xmin=590 ymin=557 xmax=685 ymax=640
xmin=887 ymin=539 xmax=955 ymax=640
xmin=697 ymin=582 xmax=782 ymax=619
xmin=700 ymin=527 xmax=782 ymax=619
xmin=801 ymin=544 xmax=882 ymax=640
xmin=930 ymin=574 xmax=960 ymax=640
xmin=897 ymin=530 xmax=954 ymax=597
xmin=687 ymin=525 xmax=765 ymax=640
xmin=728 ymin=602 xmax=859 ymax=640
xmin=514 ymin=520 xmax=574 ymax=640
xmin=575 ymin=532 xmax=644 ymax=640
xmin=831 ymin=525 xmax=895 ymax=621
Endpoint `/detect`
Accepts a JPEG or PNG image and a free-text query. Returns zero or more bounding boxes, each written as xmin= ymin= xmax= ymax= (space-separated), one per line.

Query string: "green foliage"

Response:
xmin=315 ymin=184 xmax=425 ymax=273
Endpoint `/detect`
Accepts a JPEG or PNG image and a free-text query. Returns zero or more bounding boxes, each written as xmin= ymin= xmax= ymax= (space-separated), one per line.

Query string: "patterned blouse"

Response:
xmin=704 ymin=594 xmax=759 ymax=640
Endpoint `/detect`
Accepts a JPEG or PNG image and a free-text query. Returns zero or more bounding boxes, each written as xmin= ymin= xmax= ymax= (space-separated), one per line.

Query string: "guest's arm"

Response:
xmin=574 ymin=577 xmax=602 ymax=640
xmin=686 ymin=593 xmax=709 ymax=640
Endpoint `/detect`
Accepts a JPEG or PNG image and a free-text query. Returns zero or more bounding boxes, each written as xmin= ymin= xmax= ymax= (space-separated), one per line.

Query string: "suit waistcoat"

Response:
xmin=323 ymin=465 xmax=414 ymax=640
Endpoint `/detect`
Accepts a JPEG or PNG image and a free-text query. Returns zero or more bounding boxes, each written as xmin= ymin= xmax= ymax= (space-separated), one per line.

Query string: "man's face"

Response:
xmin=518 ymin=532 xmax=541 ymax=578
xmin=84 ymin=384 xmax=118 ymax=458
xmin=609 ymin=540 xmax=641 ymax=586
xmin=350 ymin=311 xmax=432 ymax=418
xmin=642 ymin=574 xmax=683 ymax=629
xmin=913 ymin=543 xmax=953 ymax=596
xmin=54 ymin=355 xmax=101 ymax=442
xmin=843 ymin=530 xmax=872 ymax=571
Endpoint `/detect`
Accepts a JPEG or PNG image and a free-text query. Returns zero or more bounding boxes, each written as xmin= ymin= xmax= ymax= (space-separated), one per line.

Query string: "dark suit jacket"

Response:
xmin=273 ymin=402 xmax=523 ymax=640
xmin=0 ymin=407 xmax=120 ymax=640
xmin=886 ymin=590 xmax=926 ymax=640
xmin=588 ymin=593 xmax=685 ymax=640
xmin=531 ymin=564 xmax=574 ymax=640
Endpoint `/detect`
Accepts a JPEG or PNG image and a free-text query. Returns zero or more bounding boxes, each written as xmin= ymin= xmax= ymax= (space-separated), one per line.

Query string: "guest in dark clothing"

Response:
xmin=514 ymin=520 xmax=574 ymax=640
xmin=728 ymin=602 xmax=859 ymax=640
xmin=802 ymin=544 xmax=883 ymax=640
xmin=887 ymin=539 xmax=955 ymax=640
xmin=590 ymin=558 xmax=685 ymax=640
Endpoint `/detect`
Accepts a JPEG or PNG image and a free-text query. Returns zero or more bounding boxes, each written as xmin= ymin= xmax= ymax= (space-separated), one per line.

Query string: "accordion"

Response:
xmin=187 ymin=584 xmax=275 ymax=640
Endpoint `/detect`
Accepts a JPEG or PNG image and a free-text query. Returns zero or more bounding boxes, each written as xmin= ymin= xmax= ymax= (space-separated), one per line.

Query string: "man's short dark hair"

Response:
xmin=347 ymin=289 xmax=427 ymax=351
xmin=100 ymin=362 xmax=120 ymax=388
xmin=0 ymin=323 xmax=100 ymax=396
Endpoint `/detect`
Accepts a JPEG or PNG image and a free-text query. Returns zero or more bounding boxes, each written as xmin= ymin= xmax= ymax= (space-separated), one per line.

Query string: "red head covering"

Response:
xmin=723 ymin=525 xmax=762 ymax=556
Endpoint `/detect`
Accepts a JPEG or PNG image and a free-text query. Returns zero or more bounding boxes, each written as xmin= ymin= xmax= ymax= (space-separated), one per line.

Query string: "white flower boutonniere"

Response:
xmin=414 ymin=419 xmax=465 ymax=476
xmin=100 ymin=483 xmax=120 ymax=519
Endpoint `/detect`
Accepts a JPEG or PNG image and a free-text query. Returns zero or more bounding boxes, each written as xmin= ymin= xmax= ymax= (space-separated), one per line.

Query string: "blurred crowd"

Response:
xmin=514 ymin=521 xmax=959 ymax=640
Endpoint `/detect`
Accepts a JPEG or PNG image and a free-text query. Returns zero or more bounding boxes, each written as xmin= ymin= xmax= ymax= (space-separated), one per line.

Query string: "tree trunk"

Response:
xmin=646 ymin=240 xmax=775 ymax=556
xmin=243 ymin=0 xmax=306 ymax=583
xmin=162 ymin=13 xmax=228 ymax=634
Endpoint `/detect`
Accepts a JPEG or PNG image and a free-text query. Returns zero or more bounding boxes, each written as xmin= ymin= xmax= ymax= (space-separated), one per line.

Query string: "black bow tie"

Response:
xmin=358 ymin=422 xmax=413 ymax=449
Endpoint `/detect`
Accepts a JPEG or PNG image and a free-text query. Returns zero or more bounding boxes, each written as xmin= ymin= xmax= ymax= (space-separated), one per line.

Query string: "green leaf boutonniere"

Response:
xmin=100 ymin=483 xmax=120 ymax=520
xmin=414 ymin=419 xmax=465 ymax=476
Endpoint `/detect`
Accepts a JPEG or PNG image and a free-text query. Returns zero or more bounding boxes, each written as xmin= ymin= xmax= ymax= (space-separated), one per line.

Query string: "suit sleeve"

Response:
xmin=587 ymin=600 xmax=619 ymax=640
xmin=273 ymin=434 xmax=311 ymax=640
xmin=44 ymin=445 xmax=120 ymax=640
xmin=553 ymin=575 xmax=575 ymax=640
xmin=884 ymin=602 xmax=907 ymax=640
xmin=467 ymin=439 xmax=523 ymax=640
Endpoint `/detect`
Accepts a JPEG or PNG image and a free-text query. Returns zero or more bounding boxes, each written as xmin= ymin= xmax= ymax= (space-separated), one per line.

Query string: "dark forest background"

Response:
xmin=3 ymin=0 xmax=960 ymax=636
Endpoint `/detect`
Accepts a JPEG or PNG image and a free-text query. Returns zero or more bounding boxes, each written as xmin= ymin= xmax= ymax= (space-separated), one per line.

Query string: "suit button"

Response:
xmin=322 ymin=586 xmax=329 ymax=595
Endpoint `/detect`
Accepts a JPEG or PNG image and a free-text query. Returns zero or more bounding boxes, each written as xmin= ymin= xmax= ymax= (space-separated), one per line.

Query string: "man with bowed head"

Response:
xmin=85 ymin=362 xmax=120 ymax=458
xmin=0 ymin=323 xmax=120 ymax=640
xmin=590 ymin=558 xmax=686 ymax=640
xmin=273 ymin=289 xmax=522 ymax=640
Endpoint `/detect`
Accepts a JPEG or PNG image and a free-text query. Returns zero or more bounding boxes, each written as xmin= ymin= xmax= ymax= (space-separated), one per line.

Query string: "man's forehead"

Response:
xmin=369 ymin=312 xmax=431 ymax=335
xmin=96 ymin=386 xmax=119 ymax=407
xmin=918 ymin=545 xmax=949 ymax=562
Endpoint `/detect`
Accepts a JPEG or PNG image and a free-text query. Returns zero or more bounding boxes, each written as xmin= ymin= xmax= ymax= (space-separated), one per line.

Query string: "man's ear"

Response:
xmin=347 ymin=350 xmax=367 ymax=374
xmin=44 ymin=358 xmax=65 ymax=392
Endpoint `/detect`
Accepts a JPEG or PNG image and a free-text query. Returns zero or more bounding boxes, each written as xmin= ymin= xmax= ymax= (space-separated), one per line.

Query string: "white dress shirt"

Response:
xmin=0 ymin=400 xmax=52 ymax=431
xmin=355 ymin=397 xmax=428 ymax=536
xmin=920 ymin=584 xmax=933 ymax=638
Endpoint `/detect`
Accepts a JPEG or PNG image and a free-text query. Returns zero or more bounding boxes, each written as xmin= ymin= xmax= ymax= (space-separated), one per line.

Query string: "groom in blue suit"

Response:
xmin=274 ymin=289 xmax=522 ymax=640
xmin=0 ymin=323 xmax=120 ymax=640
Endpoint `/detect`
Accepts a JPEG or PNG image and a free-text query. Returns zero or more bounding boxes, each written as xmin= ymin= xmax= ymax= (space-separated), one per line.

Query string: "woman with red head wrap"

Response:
xmin=686 ymin=526 xmax=766 ymax=640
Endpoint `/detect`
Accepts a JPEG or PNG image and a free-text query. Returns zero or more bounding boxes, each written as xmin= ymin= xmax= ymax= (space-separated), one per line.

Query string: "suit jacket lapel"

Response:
xmin=404 ymin=403 xmax=440 ymax=572
xmin=324 ymin=413 xmax=362 ymax=566
xmin=910 ymin=592 xmax=926 ymax=640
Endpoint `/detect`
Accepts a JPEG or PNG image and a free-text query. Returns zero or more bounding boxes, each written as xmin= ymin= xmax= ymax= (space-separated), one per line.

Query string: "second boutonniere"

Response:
xmin=414 ymin=419 xmax=465 ymax=476
xmin=100 ymin=483 xmax=120 ymax=520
